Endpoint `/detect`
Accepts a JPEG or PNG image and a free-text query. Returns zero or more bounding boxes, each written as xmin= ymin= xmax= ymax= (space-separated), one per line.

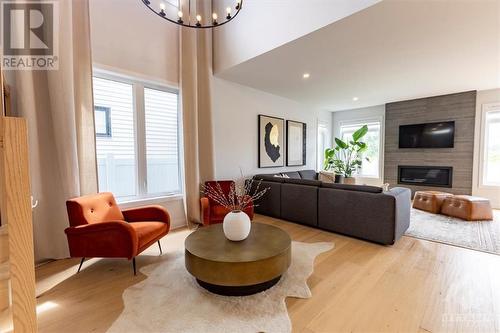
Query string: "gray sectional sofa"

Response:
xmin=252 ymin=170 xmax=411 ymax=245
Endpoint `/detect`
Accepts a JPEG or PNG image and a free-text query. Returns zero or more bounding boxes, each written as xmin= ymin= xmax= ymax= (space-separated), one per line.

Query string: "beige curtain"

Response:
xmin=8 ymin=0 xmax=97 ymax=260
xmin=180 ymin=0 xmax=216 ymax=226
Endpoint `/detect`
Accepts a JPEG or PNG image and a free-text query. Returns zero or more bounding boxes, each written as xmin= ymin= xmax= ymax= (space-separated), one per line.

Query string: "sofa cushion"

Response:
xmin=318 ymin=189 xmax=395 ymax=244
xmin=129 ymin=221 xmax=168 ymax=248
xmin=281 ymin=183 xmax=318 ymax=226
xmin=252 ymin=180 xmax=282 ymax=218
xmin=318 ymin=171 xmax=335 ymax=183
xmin=211 ymin=205 xmax=230 ymax=219
xmin=321 ymin=183 xmax=383 ymax=193
xmin=253 ymin=174 xmax=285 ymax=183
xmin=284 ymin=178 xmax=322 ymax=187
xmin=281 ymin=171 xmax=301 ymax=179
xmin=66 ymin=192 xmax=125 ymax=226
xmin=298 ymin=170 xmax=318 ymax=180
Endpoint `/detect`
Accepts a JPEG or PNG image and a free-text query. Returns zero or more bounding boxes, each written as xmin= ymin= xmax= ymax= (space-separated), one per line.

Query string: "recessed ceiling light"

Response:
xmin=302 ymin=73 xmax=310 ymax=79
xmin=352 ymin=97 xmax=359 ymax=101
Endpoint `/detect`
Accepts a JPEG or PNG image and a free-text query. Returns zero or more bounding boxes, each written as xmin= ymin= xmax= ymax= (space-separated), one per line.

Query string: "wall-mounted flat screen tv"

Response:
xmin=399 ymin=121 xmax=455 ymax=148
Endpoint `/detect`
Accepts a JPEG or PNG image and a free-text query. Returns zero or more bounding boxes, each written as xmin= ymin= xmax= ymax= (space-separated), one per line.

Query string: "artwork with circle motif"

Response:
xmin=259 ymin=115 xmax=284 ymax=168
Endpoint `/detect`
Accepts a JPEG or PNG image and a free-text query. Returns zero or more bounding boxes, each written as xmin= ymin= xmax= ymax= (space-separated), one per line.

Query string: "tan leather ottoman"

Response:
xmin=441 ymin=195 xmax=493 ymax=221
xmin=413 ymin=191 xmax=454 ymax=214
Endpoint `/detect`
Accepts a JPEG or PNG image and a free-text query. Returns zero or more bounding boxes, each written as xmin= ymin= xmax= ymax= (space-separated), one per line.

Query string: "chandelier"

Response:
xmin=141 ymin=0 xmax=243 ymax=29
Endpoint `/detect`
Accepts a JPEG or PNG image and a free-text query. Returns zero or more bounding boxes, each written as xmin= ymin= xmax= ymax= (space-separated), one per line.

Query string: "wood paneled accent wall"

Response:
xmin=384 ymin=91 xmax=476 ymax=195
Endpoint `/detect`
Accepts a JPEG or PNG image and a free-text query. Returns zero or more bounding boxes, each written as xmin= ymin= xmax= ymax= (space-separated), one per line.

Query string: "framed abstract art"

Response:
xmin=258 ymin=115 xmax=284 ymax=168
xmin=286 ymin=120 xmax=306 ymax=166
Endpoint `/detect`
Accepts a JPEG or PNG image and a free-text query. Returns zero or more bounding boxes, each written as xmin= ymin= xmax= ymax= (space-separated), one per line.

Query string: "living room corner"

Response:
xmin=0 ymin=1 xmax=499 ymax=332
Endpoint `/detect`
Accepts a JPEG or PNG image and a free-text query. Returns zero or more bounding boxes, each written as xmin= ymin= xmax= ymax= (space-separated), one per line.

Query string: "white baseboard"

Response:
xmin=171 ymin=218 xmax=187 ymax=230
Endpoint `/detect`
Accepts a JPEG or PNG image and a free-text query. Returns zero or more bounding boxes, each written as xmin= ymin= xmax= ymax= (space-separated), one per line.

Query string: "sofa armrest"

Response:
xmin=200 ymin=197 xmax=210 ymax=225
xmin=384 ymin=187 xmax=412 ymax=242
xmin=64 ymin=221 xmax=138 ymax=259
xmin=122 ymin=205 xmax=170 ymax=227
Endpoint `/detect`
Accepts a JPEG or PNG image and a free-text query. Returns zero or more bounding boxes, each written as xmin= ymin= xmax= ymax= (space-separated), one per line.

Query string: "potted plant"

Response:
xmin=324 ymin=125 xmax=369 ymax=184
xmin=201 ymin=177 xmax=268 ymax=241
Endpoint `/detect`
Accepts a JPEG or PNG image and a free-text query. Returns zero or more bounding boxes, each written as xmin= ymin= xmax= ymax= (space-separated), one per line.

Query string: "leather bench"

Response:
xmin=441 ymin=195 xmax=493 ymax=221
xmin=412 ymin=191 xmax=454 ymax=214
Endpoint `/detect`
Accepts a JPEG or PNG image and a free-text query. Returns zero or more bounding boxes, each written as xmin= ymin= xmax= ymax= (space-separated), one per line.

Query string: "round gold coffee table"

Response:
xmin=185 ymin=223 xmax=291 ymax=296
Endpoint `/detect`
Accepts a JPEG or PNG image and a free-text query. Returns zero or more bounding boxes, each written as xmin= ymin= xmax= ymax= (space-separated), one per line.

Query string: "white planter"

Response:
xmin=223 ymin=210 xmax=251 ymax=241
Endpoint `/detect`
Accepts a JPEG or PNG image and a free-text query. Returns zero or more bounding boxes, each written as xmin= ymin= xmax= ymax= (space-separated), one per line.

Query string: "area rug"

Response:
xmin=107 ymin=241 xmax=334 ymax=333
xmin=406 ymin=208 xmax=500 ymax=255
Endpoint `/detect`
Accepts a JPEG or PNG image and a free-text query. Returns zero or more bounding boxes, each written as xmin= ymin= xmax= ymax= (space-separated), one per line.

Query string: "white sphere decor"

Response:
xmin=223 ymin=210 xmax=251 ymax=241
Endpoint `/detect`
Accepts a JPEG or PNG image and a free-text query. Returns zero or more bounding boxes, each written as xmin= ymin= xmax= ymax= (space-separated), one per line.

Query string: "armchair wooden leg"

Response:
xmin=77 ymin=257 xmax=85 ymax=273
xmin=158 ymin=240 xmax=162 ymax=255
xmin=132 ymin=257 xmax=136 ymax=276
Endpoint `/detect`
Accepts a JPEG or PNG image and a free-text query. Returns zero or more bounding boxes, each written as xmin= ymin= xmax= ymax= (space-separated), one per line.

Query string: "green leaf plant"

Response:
xmin=323 ymin=125 xmax=370 ymax=178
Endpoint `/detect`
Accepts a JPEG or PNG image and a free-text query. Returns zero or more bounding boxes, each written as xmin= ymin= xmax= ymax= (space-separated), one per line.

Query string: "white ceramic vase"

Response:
xmin=223 ymin=210 xmax=251 ymax=241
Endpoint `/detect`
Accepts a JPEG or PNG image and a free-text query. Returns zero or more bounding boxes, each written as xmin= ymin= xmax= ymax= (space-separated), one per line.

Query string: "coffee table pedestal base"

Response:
xmin=196 ymin=276 xmax=282 ymax=296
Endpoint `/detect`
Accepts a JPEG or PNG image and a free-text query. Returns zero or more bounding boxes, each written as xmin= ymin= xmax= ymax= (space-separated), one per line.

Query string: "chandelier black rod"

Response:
xmin=140 ymin=0 xmax=243 ymax=29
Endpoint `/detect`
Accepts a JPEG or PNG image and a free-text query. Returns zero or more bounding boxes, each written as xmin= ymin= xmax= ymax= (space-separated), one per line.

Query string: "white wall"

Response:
xmin=213 ymin=0 xmax=380 ymax=74
xmin=89 ymin=0 xmax=179 ymax=86
xmin=211 ymin=77 xmax=329 ymax=180
xmin=89 ymin=0 xmax=186 ymax=228
xmin=472 ymin=88 xmax=500 ymax=208
xmin=332 ymin=105 xmax=385 ymax=185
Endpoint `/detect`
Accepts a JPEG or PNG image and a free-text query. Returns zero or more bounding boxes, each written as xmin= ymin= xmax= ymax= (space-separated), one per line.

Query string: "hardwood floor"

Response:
xmin=35 ymin=214 xmax=500 ymax=333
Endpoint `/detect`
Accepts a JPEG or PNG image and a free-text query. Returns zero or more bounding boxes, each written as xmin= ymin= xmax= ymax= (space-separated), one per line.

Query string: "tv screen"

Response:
xmin=399 ymin=121 xmax=455 ymax=148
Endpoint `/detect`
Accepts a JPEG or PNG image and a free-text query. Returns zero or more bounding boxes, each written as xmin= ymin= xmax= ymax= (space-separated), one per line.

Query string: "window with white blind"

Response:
xmin=340 ymin=121 xmax=382 ymax=178
xmin=483 ymin=107 xmax=500 ymax=186
xmin=317 ymin=122 xmax=329 ymax=171
xmin=93 ymin=74 xmax=181 ymax=201
xmin=144 ymin=88 xmax=180 ymax=194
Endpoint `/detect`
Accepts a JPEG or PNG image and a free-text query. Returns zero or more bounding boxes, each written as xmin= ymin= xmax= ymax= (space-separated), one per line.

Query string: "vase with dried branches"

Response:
xmin=201 ymin=177 xmax=269 ymax=241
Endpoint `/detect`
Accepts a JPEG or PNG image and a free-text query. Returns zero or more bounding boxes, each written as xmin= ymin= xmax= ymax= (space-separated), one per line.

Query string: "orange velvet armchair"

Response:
xmin=200 ymin=181 xmax=254 ymax=225
xmin=65 ymin=192 xmax=170 ymax=275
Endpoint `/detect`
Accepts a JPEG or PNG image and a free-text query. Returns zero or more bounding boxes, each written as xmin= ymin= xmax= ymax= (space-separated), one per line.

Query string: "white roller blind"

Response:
xmin=145 ymin=88 xmax=180 ymax=194
xmin=484 ymin=110 xmax=500 ymax=185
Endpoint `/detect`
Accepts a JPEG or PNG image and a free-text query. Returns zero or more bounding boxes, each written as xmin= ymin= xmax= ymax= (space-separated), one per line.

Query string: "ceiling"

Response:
xmin=217 ymin=0 xmax=500 ymax=111
xmin=213 ymin=0 xmax=380 ymax=73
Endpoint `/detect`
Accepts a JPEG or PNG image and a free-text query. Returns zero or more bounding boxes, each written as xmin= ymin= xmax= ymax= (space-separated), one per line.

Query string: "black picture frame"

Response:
xmin=286 ymin=120 xmax=306 ymax=166
xmin=258 ymin=114 xmax=285 ymax=168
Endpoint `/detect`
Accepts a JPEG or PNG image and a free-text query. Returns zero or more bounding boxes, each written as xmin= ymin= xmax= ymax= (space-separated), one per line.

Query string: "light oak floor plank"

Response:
xmin=35 ymin=214 xmax=500 ymax=333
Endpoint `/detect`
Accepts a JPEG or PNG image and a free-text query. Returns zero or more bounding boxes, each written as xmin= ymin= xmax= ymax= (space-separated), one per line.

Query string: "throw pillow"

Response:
xmin=319 ymin=171 xmax=335 ymax=183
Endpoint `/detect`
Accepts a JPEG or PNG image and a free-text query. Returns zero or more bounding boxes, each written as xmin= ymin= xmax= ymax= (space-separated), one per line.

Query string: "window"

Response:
xmin=144 ymin=87 xmax=180 ymax=194
xmin=340 ymin=121 xmax=382 ymax=178
xmin=483 ymin=108 xmax=500 ymax=186
xmin=94 ymin=106 xmax=111 ymax=137
xmin=317 ymin=122 xmax=329 ymax=171
xmin=94 ymin=77 xmax=136 ymax=198
xmin=93 ymin=74 xmax=181 ymax=201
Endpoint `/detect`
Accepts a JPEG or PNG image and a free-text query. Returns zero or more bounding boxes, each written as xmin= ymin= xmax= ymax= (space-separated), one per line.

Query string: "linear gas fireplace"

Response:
xmin=398 ymin=166 xmax=453 ymax=188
